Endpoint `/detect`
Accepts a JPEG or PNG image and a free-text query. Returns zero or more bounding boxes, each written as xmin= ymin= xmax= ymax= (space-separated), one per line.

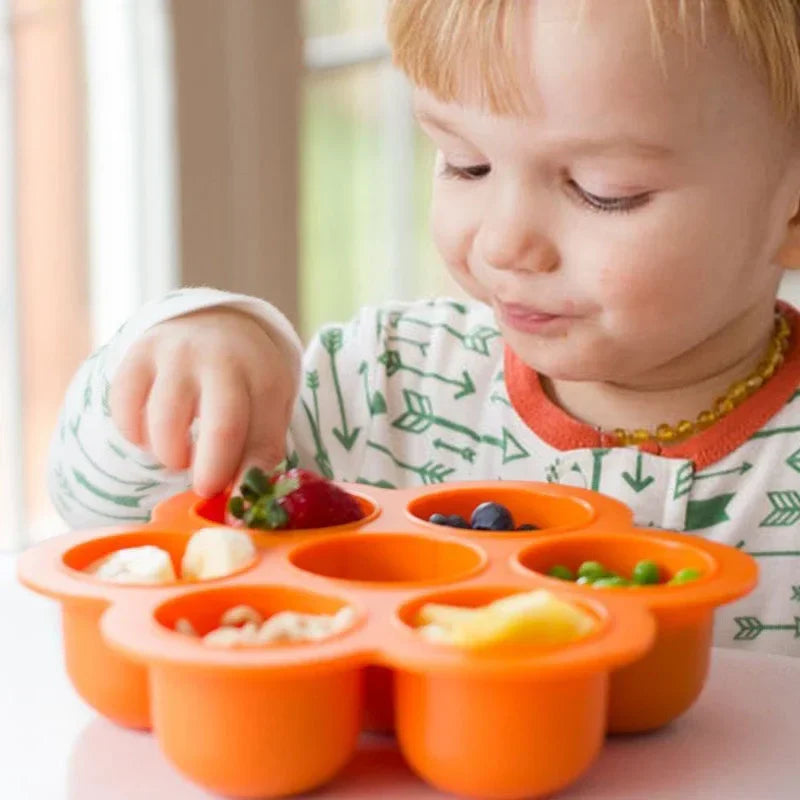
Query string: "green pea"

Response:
xmin=632 ymin=559 xmax=660 ymax=585
xmin=593 ymin=576 xmax=629 ymax=588
xmin=668 ymin=568 xmax=702 ymax=585
xmin=547 ymin=565 xmax=574 ymax=581
xmin=577 ymin=561 xmax=608 ymax=581
xmin=576 ymin=576 xmax=593 ymax=585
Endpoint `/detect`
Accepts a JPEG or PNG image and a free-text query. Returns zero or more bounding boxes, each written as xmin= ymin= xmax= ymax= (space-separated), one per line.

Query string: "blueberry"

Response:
xmin=428 ymin=513 xmax=449 ymax=526
xmin=516 ymin=523 xmax=538 ymax=531
xmin=446 ymin=514 xmax=470 ymax=528
xmin=470 ymin=501 xmax=514 ymax=531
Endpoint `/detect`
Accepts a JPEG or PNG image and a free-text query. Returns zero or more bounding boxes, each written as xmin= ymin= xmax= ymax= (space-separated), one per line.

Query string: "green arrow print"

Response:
xmin=760 ymin=490 xmax=800 ymax=526
xmin=320 ymin=329 xmax=361 ymax=451
xmin=391 ymin=389 xmax=529 ymax=464
xmin=420 ymin=299 xmax=469 ymax=314
xmin=387 ymin=315 xmax=500 ymax=356
xmin=674 ymin=462 xmax=694 ymax=499
xmin=434 ymin=438 xmax=477 ymax=463
xmin=378 ymin=349 xmax=476 ymax=399
xmin=53 ymin=464 xmax=149 ymax=522
xmin=366 ymin=440 xmax=455 ymax=484
xmin=674 ymin=462 xmax=750 ymax=500
xmin=751 ymin=424 xmax=800 ymax=439
xmin=621 ymin=453 xmax=655 ymax=493
xmin=490 ymin=391 xmax=511 ymax=407
xmin=101 ymin=377 xmax=112 ymax=416
xmin=386 ymin=335 xmax=429 ymax=356
xmin=355 ymin=476 xmax=397 ymax=489
xmin=358 ymin=361 xmax=387 ymax=416
xmin=786 ymin=448 xmax=800 ymax=474
xmin=69 ymin=417 xmax=160 ymax=491
xmin=301 ymin=371 xmax=334 ymax=478
xmin=695 ymin=462 xmax=752 ymax=480
xmin=733 ymin=615 xmax=800 ymax=641
xmin=734 ymin=540 xmax=800 ymax=558
xmin=685 ymin=494 xmax=734 ymax=530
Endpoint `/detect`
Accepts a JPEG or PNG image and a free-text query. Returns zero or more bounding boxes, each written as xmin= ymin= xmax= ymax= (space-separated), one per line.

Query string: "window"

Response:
xmin=82 ymin=0 xmax=177 ymax=345
xmin=300 ymin=0 xmax=453 ymax=337
xmin=2 ymin=0 xmax=176 ymax=549
xmin=0 ymin=0 xmax=23 ymax=547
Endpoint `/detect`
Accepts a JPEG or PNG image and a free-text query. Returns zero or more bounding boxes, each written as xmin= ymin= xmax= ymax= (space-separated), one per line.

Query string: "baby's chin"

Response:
xmin=506 ymin=338 xmax=622 ymax=383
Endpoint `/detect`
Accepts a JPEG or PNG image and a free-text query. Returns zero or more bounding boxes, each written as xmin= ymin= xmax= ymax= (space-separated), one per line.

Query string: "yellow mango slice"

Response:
xmin=417 ymin=590 xmax=596 ymax=650
xmin=415 ymin=602 xmax=477 ymax=627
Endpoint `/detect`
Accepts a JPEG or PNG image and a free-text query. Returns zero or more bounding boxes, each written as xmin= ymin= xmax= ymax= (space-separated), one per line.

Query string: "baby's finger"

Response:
xmin=110 ymin=354 xmax=154 ymax=446
xmin=233 ymin=391 xmax=293 ymax=493
xmin=145 ymin=371 xmax=198 ymax=470
xmin=192 ymin=374 xmax=250 ymax=498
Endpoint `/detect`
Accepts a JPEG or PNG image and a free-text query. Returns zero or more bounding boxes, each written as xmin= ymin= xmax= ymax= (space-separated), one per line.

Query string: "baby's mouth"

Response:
xmin=495 ymin=299 xmax=576 ymax=335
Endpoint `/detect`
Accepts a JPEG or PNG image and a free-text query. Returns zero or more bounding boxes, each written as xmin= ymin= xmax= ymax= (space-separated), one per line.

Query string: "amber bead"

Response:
xmin=605 ymin=313 xmax=789 ymax=446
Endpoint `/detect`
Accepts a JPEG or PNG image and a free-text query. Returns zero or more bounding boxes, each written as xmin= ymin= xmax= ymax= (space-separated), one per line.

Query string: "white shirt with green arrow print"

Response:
xmin=48 ymin=288 xmax=800 ymax=656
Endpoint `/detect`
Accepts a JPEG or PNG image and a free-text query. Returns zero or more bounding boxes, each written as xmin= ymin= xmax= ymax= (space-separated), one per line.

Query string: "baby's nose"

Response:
xmin=478 ymin=214 xmax=559 ymax=274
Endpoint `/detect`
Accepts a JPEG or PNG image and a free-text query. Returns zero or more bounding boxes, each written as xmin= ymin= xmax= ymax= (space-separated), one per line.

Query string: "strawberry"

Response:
xmin=228 ymin=465 xmax=364 ymax=531
xmin=276 ymin=473 xmax=364 ymax=529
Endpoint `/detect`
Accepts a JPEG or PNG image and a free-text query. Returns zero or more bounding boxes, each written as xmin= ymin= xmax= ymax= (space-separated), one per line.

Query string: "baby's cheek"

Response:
xmin=595 ymin=254 xmax=683 ymax=312
xmin=431 ymin=192 xmax=486 ymax=295
xmin=431 ymin=190 xmax=468 ymax=264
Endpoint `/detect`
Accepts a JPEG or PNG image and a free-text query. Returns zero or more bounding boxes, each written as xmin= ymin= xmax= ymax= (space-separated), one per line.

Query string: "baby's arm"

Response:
xmin=48 ymin=288 xmax=302 ymax=528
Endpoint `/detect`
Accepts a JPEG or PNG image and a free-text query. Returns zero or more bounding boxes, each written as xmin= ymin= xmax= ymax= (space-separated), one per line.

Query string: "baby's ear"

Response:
xmin=776 ymin=197 xmax=800 ymax=270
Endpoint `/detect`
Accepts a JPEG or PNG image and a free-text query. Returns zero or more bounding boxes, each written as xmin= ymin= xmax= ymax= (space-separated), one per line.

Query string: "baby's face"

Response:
xmin=416 ymin=0 xmax=800 ymax=383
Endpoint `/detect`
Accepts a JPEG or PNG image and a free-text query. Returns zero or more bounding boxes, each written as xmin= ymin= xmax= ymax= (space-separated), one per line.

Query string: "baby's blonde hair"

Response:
xmin=386 ymin=0 xmax=800 ymax=121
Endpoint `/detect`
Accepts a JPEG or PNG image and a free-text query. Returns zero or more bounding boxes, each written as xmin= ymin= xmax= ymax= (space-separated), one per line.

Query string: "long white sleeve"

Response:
xmin=47 ymin=287 xmax=302 ymax=528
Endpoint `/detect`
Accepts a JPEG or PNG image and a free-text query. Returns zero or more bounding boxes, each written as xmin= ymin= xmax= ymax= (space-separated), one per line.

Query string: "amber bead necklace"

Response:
xmin=610 ymin=312 xmax=791 ymax=447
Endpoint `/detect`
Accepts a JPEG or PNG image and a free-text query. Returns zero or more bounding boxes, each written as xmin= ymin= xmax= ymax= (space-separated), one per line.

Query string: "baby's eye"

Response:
xmin=568 ymin=179 xmax=651 ymax=213
xmin=441 ymin=162 xmax=491 ymax=181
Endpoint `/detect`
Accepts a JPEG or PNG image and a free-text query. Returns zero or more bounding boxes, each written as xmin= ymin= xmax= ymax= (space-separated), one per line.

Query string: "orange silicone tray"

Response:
xmin=18 ymin=481 xmax=757 ymax=800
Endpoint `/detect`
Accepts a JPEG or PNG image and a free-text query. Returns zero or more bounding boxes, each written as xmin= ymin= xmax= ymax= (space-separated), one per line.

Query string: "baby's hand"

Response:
xmin=110 ymin=307 xmax=295 ymax=497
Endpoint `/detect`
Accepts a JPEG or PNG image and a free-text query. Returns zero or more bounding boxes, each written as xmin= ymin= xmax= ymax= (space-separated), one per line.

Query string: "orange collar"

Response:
xmin=504 ymin=301 xmax=800 ymax=470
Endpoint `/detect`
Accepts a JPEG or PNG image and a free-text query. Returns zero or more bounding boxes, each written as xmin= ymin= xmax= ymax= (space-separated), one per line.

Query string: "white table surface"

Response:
xmin=2 ymin=552 xmax=799 ymax=800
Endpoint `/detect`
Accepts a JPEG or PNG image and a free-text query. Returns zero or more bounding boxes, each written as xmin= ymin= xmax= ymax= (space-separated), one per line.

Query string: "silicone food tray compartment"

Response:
xmin=18 ymin=481 xmax=757 ymax=800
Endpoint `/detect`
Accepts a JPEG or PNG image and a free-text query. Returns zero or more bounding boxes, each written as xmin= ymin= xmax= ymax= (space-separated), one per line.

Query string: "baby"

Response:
xmin=49 ymin=0 xmax=800 ymax=657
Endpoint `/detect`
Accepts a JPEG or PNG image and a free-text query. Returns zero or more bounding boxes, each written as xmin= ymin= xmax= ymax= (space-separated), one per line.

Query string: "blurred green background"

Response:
xmin=299 ymin=0 xmax=446 ymax=338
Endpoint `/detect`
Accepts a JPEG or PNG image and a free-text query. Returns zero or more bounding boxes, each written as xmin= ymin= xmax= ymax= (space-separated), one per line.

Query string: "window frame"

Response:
xmin=0 ymin=0 xmax=26 ymax=549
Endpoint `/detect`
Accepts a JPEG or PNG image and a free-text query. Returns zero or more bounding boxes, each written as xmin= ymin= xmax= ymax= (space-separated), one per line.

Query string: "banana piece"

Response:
xmin=181 ymin=527 xmax=256 ymax=581
xmin=220 ymin=605 xmax=264 ymax=627
xmin=256 ymin=607 xmax=356 ymax=643
xmin=88 ymin=545 xmax=176 ymax=584
xmin=175 ymin=617 xmax=199 ymax=637
xmin=183 ymin=602 xmax=357 ymax=646
xmin=202 ymin=626 xmax=244 ymax=647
